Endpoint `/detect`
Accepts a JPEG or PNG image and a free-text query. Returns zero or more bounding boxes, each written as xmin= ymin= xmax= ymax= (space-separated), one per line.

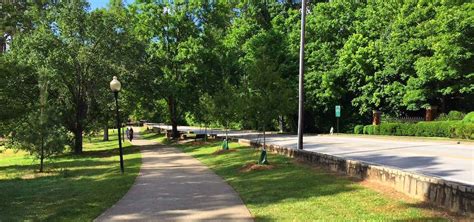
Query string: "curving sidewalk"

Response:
xmin=95 ymin=129 xmax=253 ymax=222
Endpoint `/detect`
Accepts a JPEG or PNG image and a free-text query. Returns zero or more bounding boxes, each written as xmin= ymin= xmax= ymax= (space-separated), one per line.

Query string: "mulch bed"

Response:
xmin=239 ymin=162 xmax=275 ymax=173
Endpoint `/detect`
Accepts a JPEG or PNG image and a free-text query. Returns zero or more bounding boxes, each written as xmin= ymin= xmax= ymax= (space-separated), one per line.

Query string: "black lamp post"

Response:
xmin=110 ymin=76 xmax=124 ymax=173
xmin=297 ymin=0 xmax=307 ymax=150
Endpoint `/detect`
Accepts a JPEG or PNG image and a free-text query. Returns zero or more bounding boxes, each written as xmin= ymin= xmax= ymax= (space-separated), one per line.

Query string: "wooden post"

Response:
xmin=425 ymin=106 xmax=438 ymax=121
xmin=372 ymin=110 xmax=382 ymax=125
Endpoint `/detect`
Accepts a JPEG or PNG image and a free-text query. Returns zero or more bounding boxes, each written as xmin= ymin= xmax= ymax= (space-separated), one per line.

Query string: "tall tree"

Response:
xmin=6 ymin=75 xmax=67 ymax=172
xmin=241 ymin=30 xmax=294 ymax=163
xmin=130 ymin=2 xmax=208 ymax=138
xmin=9 ymin=0 xmax=136 ymax=153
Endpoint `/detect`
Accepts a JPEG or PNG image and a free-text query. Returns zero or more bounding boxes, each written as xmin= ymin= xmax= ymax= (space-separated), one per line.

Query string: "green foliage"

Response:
xmin=3 ymin=0 xmax=473 ymax=139
xmin=362 ymin=121 xmax=473 ymax=139
xmin=363 ymin=125 xmax=379 ymax=135
xmin=6 ymin=112 xmax=68 ymax=171
xmin=354 ymin=125 xmax=364 ymax=134
xmin=462 ymin=112 xmax=474 ymax=123
xmin=4 ymin=1 xmax=138 ymax=153
xmin=4 ymin=75 xmax=67 ymax=171
xmin=436 ymin=111 xmax=466 ymax=121
xmin=451 ymin=123 xmax=474 ymax=140
xmin=414 ymin=121 xmax=453 ymax=138
xmin=240 ymin=29 xmax=295 ymax=131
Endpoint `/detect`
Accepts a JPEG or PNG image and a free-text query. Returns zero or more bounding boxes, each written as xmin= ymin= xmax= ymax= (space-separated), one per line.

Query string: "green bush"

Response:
xmin=379 ymin=123 xmax=400 ymax=135
xmin=363 ymin=125 xmax=379 ymax=135
xmin=450 ymin=122 xmax=474 ymax=139
xmin=463 ymin=112 xmax=474 ymax=123
xmin=361 ymin=121 xmax=473 ymax=139
xmin=363 ymin=125 xmax=370 ymax=134
xmin=398 ymin=123 xmax=416 ymax=136
xmin=415 ymin=121 xmax=453 ymax=137
xmin=354 ymin=125 xmax=364 ymax=134
xmin=374 ymin=125 xmax=380 ymax=135
xmin=436 ymin=110 xmax=465 ymax=121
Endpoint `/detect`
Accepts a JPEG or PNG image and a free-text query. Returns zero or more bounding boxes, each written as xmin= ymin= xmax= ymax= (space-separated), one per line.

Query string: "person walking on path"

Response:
xmin=95 ymin=128 xmax=253 ymax=222
xmin=125 ymin=127 xmax=130 ymax=140
xmin=128 ymin=127 xmax=134 ymax=142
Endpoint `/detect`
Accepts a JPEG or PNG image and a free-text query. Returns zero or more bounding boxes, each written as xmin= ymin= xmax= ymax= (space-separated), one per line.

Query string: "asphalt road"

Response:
xmin=148 ymin=124 xmax=474 ymax=185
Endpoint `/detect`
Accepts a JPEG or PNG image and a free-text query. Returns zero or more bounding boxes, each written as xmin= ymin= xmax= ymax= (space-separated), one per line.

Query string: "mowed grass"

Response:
xmin=171 ymin=139 xmax=446 ymax=221
xmin=0 ymin=130 xmax=141 ymax=221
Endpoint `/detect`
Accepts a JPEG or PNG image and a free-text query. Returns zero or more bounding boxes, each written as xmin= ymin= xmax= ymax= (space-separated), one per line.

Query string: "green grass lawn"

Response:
xmin=140 ymin=128 xmax=170 ymax=144
xmin=0 ymin=130 xmax=141 ymax=221
xmin=169 ymin=139 xmax=447 ymax=221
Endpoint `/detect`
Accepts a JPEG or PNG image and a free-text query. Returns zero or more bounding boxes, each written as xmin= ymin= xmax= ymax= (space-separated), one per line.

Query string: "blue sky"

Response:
xmin=88 ymin=0 xmax=109 ymax=10
xmin=88 ymin=0 xmax=130 ymax=10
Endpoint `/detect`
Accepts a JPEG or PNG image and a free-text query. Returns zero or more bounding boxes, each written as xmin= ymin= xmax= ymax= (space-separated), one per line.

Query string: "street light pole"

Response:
xmin=297 ymin=0 xmax=307 ymax=150
xmin=110 ymin=76 xmax=124 ymax=174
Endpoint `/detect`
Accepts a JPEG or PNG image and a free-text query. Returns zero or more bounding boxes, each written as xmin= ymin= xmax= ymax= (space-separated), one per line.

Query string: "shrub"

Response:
xmin=354 ymin=125 xmax=364 ymax=134
xmin=374 ymin=125 xmax=380 ymax=135
xmin=363 ymin=125 xmax=370 ymax=134
xmin=415 ymin=121 xmax=454 ymax=137
xmin=363 ymin=125 xmax=379 ymax=135
xmin=365 ymin=125 xmax=374 ymax=135
xmin=450 ymin=122 xmax=474 ymax=139
xmin=361 ymin=121 xmax=473 ymax=139
xmin=379 ymin=123 xmax=400 ymax=135
xmin=463 ymin=112 xmax=474 ymax=123
xmin=436 ymin=110 xmax=465 ymax=121
xmin=398 ymin=123 xmax=416 ymax=136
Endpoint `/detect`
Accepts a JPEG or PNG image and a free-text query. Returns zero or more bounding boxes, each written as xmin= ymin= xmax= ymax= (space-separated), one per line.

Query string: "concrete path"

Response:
xmin=150 ymin=124 xmax=474 ymax=185
xmin=95 ymin=130 xmax=253 ymax=222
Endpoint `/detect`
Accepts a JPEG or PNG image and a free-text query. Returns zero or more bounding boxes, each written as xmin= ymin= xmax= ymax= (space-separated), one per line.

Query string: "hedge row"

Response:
xmin=354 ymin=121 xmax=474 ymax=139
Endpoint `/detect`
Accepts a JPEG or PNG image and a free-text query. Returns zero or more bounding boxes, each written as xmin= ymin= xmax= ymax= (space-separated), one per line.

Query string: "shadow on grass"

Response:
xmin=0 ymin=137 xmax=142 ymax=221
xmin=176 ymin=142 xmax=357 ymax=205
xmin=171 ymin=140 xmax=451 ymax=221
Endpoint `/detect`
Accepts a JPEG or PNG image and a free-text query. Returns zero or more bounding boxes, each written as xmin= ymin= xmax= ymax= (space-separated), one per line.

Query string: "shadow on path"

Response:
xmin=95 ymin=130 xmax=253 ymax=222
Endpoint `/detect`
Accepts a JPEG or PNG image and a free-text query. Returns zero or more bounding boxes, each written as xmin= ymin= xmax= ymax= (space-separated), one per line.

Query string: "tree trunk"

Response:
xmin=40 ymin=136 xmax=44 ymax=172
xmin=171 ymin=122 xmax=178 ymax=139
xmin=103 ymin=125 xmax=109 ymax=141
xmin=168 ymin=96 xmax=179 ymax=139
xmin=73 ymin=98 xmax=86 ymax=154
xmin=440 ymin=96 xmax=447 ymax=114
xmin=74 ymin=124 xmax=83 ymax=154
xmin=225 ymin=122 xmax=229 ymax=141
xmin=279 ymin=115 xmax=284 ymax=133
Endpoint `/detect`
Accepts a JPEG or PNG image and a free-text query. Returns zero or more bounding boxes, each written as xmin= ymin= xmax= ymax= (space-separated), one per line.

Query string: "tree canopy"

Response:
xmin=1 ymin=0 xmax=472 ymax=151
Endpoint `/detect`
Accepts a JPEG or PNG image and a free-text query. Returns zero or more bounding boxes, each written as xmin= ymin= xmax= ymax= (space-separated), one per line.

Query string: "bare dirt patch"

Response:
xmin=190 ymin=140 xmax=217 ymax=146
xmin=212 ymin=149 xmax=237 ymax=155
xmin=358 ymin=180 xmax=466 ymax=221
xmin=239 ymin=162 xmax=275 ymax=173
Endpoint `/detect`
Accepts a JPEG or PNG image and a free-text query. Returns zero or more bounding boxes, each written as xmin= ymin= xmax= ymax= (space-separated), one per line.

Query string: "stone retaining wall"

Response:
xmin=235 ymin=138 xmax=473 ymax=217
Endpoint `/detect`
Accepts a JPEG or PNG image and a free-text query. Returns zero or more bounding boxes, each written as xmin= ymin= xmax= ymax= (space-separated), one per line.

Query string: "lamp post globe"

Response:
xmin=110 ymin=76 xmax=121 ymax=92
xmin=110 ymin=76 xmax=124 ymax=173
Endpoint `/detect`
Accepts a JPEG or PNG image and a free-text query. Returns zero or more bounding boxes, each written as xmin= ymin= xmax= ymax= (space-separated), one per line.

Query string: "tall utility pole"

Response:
xmin=297 ymin=0 xmax=307 ymax=150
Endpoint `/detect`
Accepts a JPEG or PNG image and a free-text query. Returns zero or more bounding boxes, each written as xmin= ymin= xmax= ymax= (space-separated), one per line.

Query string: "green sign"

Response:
xmin=335 ymin=105 xmax=341 ymax=117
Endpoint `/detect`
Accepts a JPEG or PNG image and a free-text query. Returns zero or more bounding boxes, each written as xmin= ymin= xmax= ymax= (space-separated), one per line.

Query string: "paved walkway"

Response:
xmin=95 ymin=130 xmax=253 ymax=222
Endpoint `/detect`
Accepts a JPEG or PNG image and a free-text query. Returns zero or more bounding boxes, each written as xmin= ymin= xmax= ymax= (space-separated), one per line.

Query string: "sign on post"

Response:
xmin=335 ymin=105 xmax=341 ymax=134
xmin=335 ymin=105 xmax=341 ymax=117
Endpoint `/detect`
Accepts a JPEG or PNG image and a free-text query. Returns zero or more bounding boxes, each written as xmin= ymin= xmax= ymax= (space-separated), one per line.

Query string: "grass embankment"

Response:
xmin=140 ymin=128 xmax=170 ymax=144
xmin=160 ymin=138 xmax=447 ymax=221
xmin=0 ymin=130 xmax=141 ymax=221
